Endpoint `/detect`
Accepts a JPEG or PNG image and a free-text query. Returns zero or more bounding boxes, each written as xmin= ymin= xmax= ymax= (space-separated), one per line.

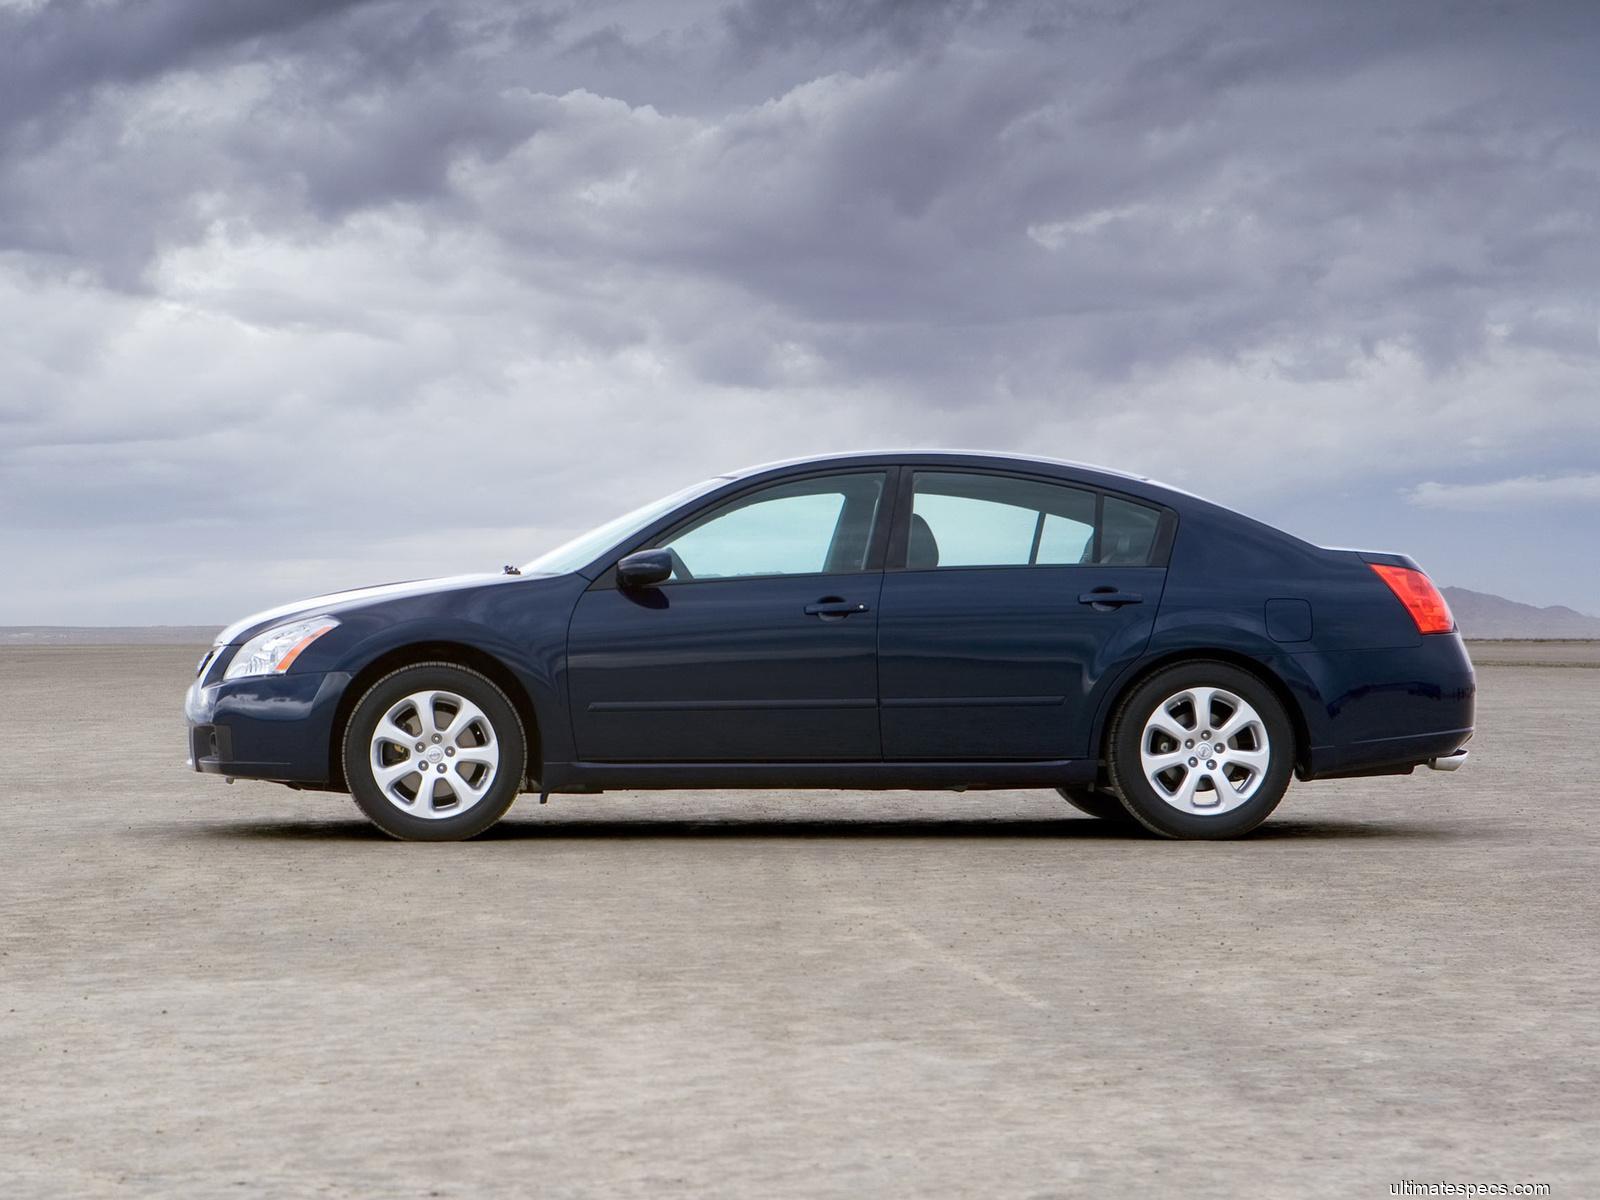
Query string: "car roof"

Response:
xmin=722 ymin=450 xmax=1204 ymax=506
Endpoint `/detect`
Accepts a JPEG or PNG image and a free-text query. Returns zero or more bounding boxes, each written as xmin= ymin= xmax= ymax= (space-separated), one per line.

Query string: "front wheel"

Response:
xmin=343 ymin=662 xmax=526 ymax=841
xmin=1105 ymin=661 xmax=1295 ymax=840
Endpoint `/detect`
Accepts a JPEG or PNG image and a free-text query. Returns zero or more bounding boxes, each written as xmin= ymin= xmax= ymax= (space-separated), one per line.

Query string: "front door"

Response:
xmin=566 ymin=470 xmax=890 ymax=762
xmin=877 ymin=469 xmax=1167 ymax=760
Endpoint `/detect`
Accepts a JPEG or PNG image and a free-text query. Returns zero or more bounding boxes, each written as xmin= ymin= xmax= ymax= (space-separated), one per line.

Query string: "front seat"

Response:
xmin=906 ymin=513 xmax=940 ymax=569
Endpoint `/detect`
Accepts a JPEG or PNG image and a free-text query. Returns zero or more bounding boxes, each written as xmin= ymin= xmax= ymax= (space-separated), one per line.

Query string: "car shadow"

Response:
xmin=174 ymin=814 xmax=1464 ymax=843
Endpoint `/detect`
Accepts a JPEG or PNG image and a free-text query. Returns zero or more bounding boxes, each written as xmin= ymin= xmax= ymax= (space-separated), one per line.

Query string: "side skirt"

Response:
xmin=537 ymin=759 xmax=1097 ymax=793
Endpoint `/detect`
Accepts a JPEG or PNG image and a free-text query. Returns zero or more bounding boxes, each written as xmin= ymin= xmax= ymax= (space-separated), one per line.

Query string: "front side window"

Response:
xmin=655 ymin=472 xmax=887 ymax=582
xmin=905 ymin=471 xmax=1160 ymax=569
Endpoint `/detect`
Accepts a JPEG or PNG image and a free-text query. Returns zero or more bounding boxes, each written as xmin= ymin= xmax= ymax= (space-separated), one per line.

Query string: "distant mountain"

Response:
xmin=1442 ymin=588 xmax=1600 ymax=640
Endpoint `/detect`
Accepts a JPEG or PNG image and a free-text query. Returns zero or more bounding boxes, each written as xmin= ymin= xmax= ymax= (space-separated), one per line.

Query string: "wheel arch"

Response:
xmin=1089 ymin=648 xmax=1314 ymax=782
xmin=327 ymin=641 xmax=543 ymax=791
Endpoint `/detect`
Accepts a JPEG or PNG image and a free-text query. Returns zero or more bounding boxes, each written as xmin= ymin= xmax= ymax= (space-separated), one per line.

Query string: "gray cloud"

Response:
xmin=1409 ymin=473 xmax=1600 ymax=509
xmin=0 ymin=0 xmax=383 ymax=137
xmin=1 ymin=0 xmax=1597 ymax=623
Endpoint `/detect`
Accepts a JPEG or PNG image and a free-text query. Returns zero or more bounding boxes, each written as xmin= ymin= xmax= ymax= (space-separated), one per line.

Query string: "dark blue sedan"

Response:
xmin=185 ymin=452 xmax=1474 ymax=840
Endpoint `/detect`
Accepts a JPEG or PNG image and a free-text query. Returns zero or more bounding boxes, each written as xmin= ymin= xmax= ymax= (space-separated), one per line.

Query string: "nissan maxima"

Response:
xmin=185 ymin=452 xmax=1475 ymax=840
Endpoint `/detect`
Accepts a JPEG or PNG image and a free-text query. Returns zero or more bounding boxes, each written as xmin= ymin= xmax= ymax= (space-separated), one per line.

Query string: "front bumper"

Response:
xmin=186 ymin=667 xmax=351 ymax=783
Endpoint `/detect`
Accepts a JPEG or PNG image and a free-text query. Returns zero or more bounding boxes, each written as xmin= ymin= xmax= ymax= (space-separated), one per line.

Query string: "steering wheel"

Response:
xmin=667 ymin=547 xmax=695 ymax=581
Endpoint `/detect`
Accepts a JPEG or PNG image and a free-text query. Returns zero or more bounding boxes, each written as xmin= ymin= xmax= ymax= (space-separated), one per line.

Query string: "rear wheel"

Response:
xmin=343 ymin=662 xmax=526 ymax=841
xmin=1105 ymin=661 xmax=1294 ymax=839
xmin=1055 ymin=785 xmax=1135 ymax=823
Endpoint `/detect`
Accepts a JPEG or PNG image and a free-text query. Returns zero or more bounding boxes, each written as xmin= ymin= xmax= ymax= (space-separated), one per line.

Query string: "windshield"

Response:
xmin=522 ymin=476 xmax=730 ymax=576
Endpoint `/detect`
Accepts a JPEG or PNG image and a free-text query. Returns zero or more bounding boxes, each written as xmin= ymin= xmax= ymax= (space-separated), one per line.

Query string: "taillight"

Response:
xmin=1370 ymin=564 xmax=1454 ymax=634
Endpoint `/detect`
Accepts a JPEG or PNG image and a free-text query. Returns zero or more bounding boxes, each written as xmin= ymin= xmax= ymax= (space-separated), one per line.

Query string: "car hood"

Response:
xmin=215 ymin=572 xmax=551 ymax=646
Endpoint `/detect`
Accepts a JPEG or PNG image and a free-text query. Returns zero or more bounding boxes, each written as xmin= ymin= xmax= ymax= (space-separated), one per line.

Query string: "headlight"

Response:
xmin=223 ymin=617 xmax=340 ymax=680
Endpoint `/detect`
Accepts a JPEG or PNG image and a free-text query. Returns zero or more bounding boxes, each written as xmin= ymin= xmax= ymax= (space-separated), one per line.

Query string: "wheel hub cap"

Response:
xmin=368 ymin=689 xmax=500 ymax=820
xmin=1138 ymin=686 xmax=1270 ymax=817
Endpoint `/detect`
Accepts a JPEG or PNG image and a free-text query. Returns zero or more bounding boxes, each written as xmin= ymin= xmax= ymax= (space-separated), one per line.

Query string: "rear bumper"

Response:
xmin=1296 ymin=634 xmax=1476 ymax=780
xmin=1302 ymin=726 xmax=1474 ymax=779
xmin=185 ymin=669 xmax=350 ymax=783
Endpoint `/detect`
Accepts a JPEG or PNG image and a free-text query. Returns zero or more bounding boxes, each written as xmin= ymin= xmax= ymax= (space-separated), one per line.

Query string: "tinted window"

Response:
xmin=905 ymin=472 xmax=1162 ymax=569
xmin=658 ymin=472 xmax=886 ymax=581
xmin=1100 ymin=495 xmax=1162 ymax=564
xmin=909 ymin=472 xmax=1096 ymax=568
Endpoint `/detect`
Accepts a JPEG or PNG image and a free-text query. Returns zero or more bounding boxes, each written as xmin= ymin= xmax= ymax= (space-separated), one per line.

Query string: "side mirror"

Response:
xmin=616 ymin=548 xmax=674 ymax=589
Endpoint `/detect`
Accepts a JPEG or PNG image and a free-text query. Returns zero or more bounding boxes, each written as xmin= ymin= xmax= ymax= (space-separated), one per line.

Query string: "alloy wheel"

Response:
xmin=1138 ymin=686 xmax=1271 ymax=816
xmin=368 ymin=689 xmax=500 ymax=819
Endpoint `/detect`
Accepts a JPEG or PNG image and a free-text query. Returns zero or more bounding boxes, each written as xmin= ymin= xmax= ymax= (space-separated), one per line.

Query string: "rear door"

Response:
xmin=877 ymin=469 xmax=1168 ymax=760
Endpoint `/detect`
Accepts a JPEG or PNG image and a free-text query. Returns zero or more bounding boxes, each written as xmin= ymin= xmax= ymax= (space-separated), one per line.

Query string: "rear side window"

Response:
xmin=905 ymin=471 xmax=1162 ymax=569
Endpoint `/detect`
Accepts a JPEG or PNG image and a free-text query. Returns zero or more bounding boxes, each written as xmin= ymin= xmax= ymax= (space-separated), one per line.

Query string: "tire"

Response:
xmin=1105 ymin=660 xmax=1295 ymax=840
xmin=1055 ymin=785 xmax=1136 ymax=823
xmin=343 ymin=662 xmax=526 ymax=841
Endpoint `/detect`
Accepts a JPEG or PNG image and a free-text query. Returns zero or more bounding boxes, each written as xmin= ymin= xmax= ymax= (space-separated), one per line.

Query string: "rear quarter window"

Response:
xmin=1097 ymin=496 xmax=1162 ymax=565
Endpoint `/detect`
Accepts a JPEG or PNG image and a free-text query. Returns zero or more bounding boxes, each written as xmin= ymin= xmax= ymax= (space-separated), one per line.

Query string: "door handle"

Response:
xmin=805 ymin=599 xmax=870 ymax=618
xmin=1078 ymin=588 xmax=1143 ymax=610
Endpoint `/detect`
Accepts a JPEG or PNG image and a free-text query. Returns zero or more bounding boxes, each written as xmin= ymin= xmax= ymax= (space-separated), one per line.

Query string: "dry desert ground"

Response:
xmin=1 ymin=642 xmax=1596 ymax=1197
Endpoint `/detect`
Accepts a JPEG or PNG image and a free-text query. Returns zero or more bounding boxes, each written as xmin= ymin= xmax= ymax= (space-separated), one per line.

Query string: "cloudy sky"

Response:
xmin=2 ymin=0 xmax=1597 ymax=625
